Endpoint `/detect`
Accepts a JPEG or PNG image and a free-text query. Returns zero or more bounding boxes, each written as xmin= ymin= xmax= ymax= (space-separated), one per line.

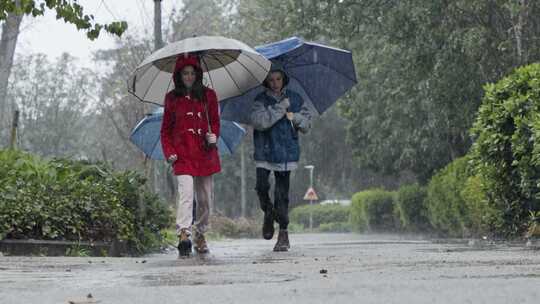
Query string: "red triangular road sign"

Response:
xmin=303 ymin=187 xmax=319 ymax=201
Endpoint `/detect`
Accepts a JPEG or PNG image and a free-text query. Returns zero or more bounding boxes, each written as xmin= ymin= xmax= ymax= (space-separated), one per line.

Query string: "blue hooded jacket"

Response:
xmin=251 ymin=89 xmax=307 ymax=163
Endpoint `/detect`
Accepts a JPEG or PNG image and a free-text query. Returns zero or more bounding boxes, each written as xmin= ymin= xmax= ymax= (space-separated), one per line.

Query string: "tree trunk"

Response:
xmin=145 ymin=0 xmax=165 ymax=194
xmin=154 ymin=0 xmax=164 ymax=51
xmin=514 ymin=0 xmax=529 ymax=65
xmin=0 ymin=1 xmax=23 ymax=126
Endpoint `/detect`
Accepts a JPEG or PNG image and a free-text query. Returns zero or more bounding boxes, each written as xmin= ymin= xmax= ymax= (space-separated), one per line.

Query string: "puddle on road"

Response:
xmin=139 ymin=271 xmax=300 ymax=287
xmin=148 ymin=248 xmax=301 ymax=269
xmin=418 ymin=246 xmax=498 ymax=253
xmin=313 ymin=240 xmax=430 ymax=248
xmin=253 ymin=257 xmax=292 ymax=264
xmin=413 ymin=237 xmax=534 ymax=254
xmin=132 ymin=251 xmax=303 ymax=287
xmin=439 ymin=273 xmax=540 ymax=280
xmin=417 ymin=243 xmax=527 ymax=253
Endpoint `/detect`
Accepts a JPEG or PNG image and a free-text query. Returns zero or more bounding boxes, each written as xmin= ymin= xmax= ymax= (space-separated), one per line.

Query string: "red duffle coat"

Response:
xmin=160 ymin=88 xmax=221 ymax=176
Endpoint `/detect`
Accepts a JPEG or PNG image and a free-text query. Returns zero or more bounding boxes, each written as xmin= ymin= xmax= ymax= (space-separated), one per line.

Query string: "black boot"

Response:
xmin=262 ymin=209 xmax=275 ymax=240
xmin=177 ymin=229 xmax=192 ymax=257
xmin=283 ymin=229 xmax=290 ymax=249
xmin=273 ymin=229 xmax=289 ymax=252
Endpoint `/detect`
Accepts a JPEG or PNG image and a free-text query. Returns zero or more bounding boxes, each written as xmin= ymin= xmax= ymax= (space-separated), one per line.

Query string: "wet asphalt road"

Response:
xmin=0 ymin=233 xmax=539 ymax=304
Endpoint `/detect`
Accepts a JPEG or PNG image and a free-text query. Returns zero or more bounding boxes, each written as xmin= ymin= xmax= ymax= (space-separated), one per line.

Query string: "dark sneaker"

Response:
xmin=193 ymin=230 xmax=209 ymax=254
xmin=177 ymin=228 xmax=192 ymax=257
xmin=263 ymin=211 xmax=275 ymax=240
xmin=273 ymin=229 xmax=289 ymax=252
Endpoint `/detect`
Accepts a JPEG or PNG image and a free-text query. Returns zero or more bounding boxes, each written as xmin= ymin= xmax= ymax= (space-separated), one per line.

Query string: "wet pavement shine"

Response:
xmin=0 ymin=233 xmax=539 ymax=303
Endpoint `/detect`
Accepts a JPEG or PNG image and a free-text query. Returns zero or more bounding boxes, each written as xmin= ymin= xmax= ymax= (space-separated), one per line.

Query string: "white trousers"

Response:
xmin=176 ymin=175 xmax=213 ymax=235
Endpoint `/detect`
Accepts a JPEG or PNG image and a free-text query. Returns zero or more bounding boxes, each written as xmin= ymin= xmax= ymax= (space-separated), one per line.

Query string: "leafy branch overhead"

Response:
xmin=0 ymin=0 xmax=128 ymax=40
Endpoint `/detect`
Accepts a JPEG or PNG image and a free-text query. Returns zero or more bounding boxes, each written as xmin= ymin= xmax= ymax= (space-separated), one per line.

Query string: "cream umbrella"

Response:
xmin=128 ymin=36 xmax=271 ymax=105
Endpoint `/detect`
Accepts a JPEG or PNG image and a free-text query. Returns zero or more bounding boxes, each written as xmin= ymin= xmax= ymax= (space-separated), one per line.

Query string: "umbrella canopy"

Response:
xmin=128 ymin=36 xmax=271 ymax=105
xmin=130 ymin=108 xmax=247 ymax=159
xmin=220 ymin=36 xmax=357 ymax=124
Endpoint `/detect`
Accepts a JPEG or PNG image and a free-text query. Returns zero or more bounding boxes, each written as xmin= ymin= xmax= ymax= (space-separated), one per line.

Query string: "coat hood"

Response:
xmin=263 ymin=62 xmax=289 ymax=88
xmin=174 ymin=54 xmax=201 ymax=73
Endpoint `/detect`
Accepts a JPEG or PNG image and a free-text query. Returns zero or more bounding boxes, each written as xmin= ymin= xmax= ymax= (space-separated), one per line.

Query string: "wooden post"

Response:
xmin=9 ymin=110 xmax=19 ymax=149
xmin=240 ymin=142 xmax=246 ymax=217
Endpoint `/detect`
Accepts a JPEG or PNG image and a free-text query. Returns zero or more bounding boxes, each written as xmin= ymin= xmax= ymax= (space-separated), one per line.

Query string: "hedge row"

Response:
xmin=0 ymin=149 xmax=172 ymax=254
xmin=289 ymin=203 xmax=351 ymax=233
xmin=349 ymin=158 xmax=500 ymax=237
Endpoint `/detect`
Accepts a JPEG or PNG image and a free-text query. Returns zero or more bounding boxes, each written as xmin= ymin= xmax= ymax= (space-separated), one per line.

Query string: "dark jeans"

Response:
xmin=255 ymin=167 xmax=291 ymax=230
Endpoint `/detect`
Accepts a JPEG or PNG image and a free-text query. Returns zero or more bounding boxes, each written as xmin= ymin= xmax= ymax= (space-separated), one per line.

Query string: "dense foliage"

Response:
xmin=350 ymin=189 xmax=397 ymax=232
xmin=470 ymin=63 xmax=540 ymax=236
xmin=0 ymin=149 xmax=172 ymax=254
xmin=395 ymin=184 xmax=429 ymax=232
xmin=290 ymin=203 xmax=350 ymax=229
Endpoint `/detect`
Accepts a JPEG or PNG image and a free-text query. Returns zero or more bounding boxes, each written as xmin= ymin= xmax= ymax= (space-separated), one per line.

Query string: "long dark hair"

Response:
xmin=173 ymin=65 xmax=206 ymax=101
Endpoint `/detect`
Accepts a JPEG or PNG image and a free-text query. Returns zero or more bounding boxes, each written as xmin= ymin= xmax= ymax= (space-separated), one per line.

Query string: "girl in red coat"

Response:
xmin=160 ymin=54 xmax=221 ymax=257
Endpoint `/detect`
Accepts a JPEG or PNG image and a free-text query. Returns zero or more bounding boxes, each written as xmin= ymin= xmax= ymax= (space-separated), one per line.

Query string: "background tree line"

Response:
xmin=3 ymin=0 xmax=540 ymax=222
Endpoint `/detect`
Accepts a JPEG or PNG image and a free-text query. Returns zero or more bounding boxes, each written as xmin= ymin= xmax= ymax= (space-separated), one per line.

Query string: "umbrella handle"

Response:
xmin=283 ymin=93 xmax=298 ymax=139
xmin=203 ymin=91 xmax=212 ymax=134
xmin=203 ymin=92 xmax=218 ymax=150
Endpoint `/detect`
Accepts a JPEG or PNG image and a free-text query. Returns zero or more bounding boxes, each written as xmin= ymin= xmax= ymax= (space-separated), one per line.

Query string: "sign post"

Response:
xmin=304 ymin=165 xmax=317 ymax=231
xmin=303 ymin=187 xmax=319 ymax=230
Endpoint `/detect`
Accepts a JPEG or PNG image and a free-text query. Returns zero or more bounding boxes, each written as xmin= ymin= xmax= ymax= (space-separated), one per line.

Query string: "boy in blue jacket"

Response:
xmin=250 ymin=65 xmax=312 ymax=251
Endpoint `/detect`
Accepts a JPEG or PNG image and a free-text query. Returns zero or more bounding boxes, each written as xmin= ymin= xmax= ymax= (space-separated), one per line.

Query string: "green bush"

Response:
xmin=350 ymin=189 xmax=397 ymax=232
xmin=527 ymin=211 xmax=540 ymax=239
xmin=395 ymin=184 xmax=429 ymax=232
xmin=426 ymin=157 xmax=470 ymax=237
xmin=470 ymin=63 xmax=540 ymax=237
xmin=425 ymin=157 xmax=500 ymax=237
xmin=461 ymin=175 xmax=502 ymax=236
xmin=289 ymin=203 xmax=350 ymax=229
xmin=318 ymin=221 xmax=352 ymax=233
xmin=287 ymin=222 xmax=305 ymax=233
xmin=350 ymin=192 xmax=368 ymax=232
xmin=0 ymin=150 xmax=172 ymax=254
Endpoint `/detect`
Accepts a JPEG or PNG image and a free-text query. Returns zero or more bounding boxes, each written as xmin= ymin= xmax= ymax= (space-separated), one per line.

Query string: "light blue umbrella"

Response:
xmin=130 ymin=107 xmax=246 ymax=159
xmin=220 ymin=36 xmax=357 ymax=124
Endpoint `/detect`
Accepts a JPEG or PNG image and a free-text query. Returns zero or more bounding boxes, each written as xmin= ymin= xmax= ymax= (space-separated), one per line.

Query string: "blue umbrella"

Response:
xmin=220 ymin=36 xmax=357 ymax=124
xmin=130 ymin=107 xmax=246 ymax=160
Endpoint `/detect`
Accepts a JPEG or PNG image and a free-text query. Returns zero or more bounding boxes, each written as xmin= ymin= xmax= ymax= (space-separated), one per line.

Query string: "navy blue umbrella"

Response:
xmin=220 ymin=36 xmax=357 ymax=124
xmin=130 ymin=107 xmax=246 ymax=160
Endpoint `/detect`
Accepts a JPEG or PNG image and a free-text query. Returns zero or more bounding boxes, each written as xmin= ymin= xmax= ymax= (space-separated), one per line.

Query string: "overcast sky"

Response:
xmin=16 ymin=0 xmax=180 ymax=69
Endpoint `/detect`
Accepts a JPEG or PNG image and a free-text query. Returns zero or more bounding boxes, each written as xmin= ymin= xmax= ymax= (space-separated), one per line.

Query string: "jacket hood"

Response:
xmin=269 ymin=62 xmax=288 ymax=76
xmin=174 ymin=54 xmax=201 ymax=73
xmin=264 ymin=62 xmax=289 ymax=88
